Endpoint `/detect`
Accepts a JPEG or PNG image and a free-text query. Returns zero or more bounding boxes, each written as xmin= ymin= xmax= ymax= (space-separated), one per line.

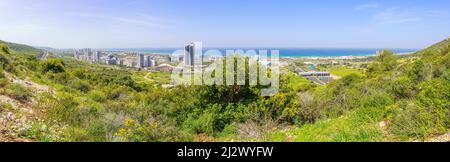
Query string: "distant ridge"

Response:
xmin=415 ymin=36 xmax=450 ymax=56
xmin=0 ymin=40 xmax=41 ymax=55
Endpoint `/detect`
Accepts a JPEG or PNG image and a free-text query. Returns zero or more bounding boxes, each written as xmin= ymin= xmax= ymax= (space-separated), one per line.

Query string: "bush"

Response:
xmin=115 ymin=117 xmax=192 ymax=142
xmin=41 ymin=59 xmax=65 ymax=73
xmin=367 ymin=50 xmax=397 ymax=78
xmin=376 ymin=50 xmax=397 ymax=71
xmin=45 ymin=72 xmax=70 ymax=84
xmin=417 ymin=78 xmax=450 ymax=109
xmin=391 ymin=76 xmax=416 ymax=98
xmin=388 ymin=77 xmax=449 ymax=140
xmin=0 ymin=44 xmax=10 ymax=55
xmin=70 ymin=79 xmax=90 ymax=93
xmin=0 ymin=78 xmax=8 ymax=88
xmin=106 ymin=85 xmax=131 ymax=100
xmin=45 ymin=93 xmax=81 ymax=126
xmin=0 ymin=53 xmax=12 ymax=72
xmin=4 ymin=83 xmax=32 ymax=102
xmin=219 ymin=123 xmax=238 ymax=137
xmin=88 ymin=90 xmax=106 ymax=102
xmin=0 ymin=66 xmax=9 ymax=87
xmin=183 ymin=112 xmax=215 ymax=134
xmin=389 ymin=101 xmax=448 ymax=140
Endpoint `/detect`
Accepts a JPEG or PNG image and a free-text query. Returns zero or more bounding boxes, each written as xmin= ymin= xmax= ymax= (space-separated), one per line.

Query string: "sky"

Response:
xmin=0 ymin=0 xmax=449 ymax=49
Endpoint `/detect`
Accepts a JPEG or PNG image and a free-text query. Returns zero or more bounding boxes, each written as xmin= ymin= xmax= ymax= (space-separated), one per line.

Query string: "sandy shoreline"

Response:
xmin=282 ymin=52 xmax=415 ymax=59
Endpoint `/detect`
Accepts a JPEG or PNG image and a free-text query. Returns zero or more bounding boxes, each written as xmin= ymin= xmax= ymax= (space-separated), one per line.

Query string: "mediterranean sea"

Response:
xmin=105 ymin=48 xmax=418 ymax=57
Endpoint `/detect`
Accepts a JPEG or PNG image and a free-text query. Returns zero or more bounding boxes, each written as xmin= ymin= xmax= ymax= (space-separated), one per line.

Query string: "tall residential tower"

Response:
xmin=184 ymin=43 xmax=195 ymax=66
xmin=137 ymin=53 xmax=144 ymax=68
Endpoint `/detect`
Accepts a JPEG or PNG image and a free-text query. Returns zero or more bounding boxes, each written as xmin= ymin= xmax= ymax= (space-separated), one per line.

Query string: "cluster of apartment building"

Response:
xmin=73 ymin=48 xmax=118 ymax=65
xmin=136 ymin=53 xmax=160 ymax=68
xmin=71 ymin=42 xmax=275 ymax=73
xmin=73 ymin=48 xmax=103 ymax=62
xmin=73 ymin=48 xmax=176 ymax=70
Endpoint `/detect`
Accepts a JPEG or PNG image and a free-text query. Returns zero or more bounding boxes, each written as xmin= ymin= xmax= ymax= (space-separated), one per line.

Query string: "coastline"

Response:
xmin=104 ymin=48 xmax=417 ymax=59
xmin=282 ymin=52 xmax=415 ymax=59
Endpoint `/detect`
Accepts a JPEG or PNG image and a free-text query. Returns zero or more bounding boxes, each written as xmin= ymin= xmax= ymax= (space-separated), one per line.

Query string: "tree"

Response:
xmin=376 ymin=49 xmax=397 ymax=71
xmin=367 ymin=50 xmax=397 ymax=77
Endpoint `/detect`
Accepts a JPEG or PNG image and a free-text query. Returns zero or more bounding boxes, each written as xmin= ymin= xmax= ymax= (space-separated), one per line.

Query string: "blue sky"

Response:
xmin=0 ymin=0 xmax=449 ymax=49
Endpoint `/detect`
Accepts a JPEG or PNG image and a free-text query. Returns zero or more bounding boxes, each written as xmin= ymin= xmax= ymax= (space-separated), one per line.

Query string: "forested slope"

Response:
xmin=266 ymin=37 xmax=450 ymax=141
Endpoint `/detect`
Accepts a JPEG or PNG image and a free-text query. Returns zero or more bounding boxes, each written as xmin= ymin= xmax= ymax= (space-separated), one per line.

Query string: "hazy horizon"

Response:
xmin=1 ymin=0 xmax=449 ymax=49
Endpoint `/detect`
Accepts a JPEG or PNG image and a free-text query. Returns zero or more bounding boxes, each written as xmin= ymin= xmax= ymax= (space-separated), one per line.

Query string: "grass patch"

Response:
xmin=266 ymin=107 xmax=386 ymax=142
xmin=286 ymin=72 xmax=316 ymax=92
xmin=132 ymin=71 xmax=171 ymax=85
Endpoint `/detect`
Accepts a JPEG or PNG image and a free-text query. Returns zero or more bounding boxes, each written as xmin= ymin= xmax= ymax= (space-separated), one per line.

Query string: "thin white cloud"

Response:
xmin=373 ymin=9 xmax=420 ymax=24
xmin=355 ymin=3 xmax=380 ymax=11
xmin=66 ymin=12 xmax=175 ymax=28
xmin=0 ymin=24 xmax=43 ymax=31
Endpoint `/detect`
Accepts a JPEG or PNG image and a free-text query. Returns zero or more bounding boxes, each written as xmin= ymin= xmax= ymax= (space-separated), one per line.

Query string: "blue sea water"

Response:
xmin=107 ymin=48 xmax=418 ymax=57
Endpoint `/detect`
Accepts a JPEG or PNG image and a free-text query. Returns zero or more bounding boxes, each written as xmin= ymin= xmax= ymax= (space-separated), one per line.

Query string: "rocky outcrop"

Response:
xmin=0 ymin=72 xmax=53 ymax=142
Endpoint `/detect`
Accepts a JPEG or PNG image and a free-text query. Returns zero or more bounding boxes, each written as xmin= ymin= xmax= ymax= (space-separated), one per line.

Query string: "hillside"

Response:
xmin=0 ymin=42 xmax=52 ymax=141
xmin=261 ymin=38 xmax=450 ymax=142
xmin=416 ymin=37 xmax=450 ymax=56
xmin=0 ymin=38 xmax=449 ymax=142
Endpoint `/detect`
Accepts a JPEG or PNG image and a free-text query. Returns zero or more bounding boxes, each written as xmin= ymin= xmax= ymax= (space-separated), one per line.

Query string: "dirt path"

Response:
xmin=423 ymin=133 xmax=450 ymax=142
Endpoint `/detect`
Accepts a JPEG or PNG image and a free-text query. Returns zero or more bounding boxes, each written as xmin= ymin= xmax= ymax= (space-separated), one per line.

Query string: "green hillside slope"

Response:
xmin=0 ymin=40 xmax=41 ymax=55
xmin=263 ymin=38 xmax=450 ymax=142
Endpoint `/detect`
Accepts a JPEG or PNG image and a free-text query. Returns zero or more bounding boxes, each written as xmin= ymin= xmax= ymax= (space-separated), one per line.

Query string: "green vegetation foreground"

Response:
xmin=0 ymin=38 xmax=449 ymax=142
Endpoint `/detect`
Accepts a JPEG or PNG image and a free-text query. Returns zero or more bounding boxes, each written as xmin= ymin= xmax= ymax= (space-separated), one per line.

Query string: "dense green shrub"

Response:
xmin=367 ymin=50 xmax=397 ymax=78
xmin=0 ymin=66 xmax=5 ymax=78
xmin=0 ymin=103 xmax=13 ymax=113
xmin=115 ymin=117 xmax=192 ymax=142
xmin=0 ymin=78 xmax=8 ymax=88
xmin=388 ymin=77 xmax=449 ymax=139
xmin=0 ymin=66 xmax=8 ymax=87
xmin=391 ymin=76 xmax=416 ymax=98
xmin=88 ymin=90 xmax=107 ymax=102
xmin=0 ymin=43 xmax=10 ymax=54
xmin=0 ymin=53 xmax=12 ymax=72
xmin=45 ymin=72 xmax=70 ymax=84
xmin=45 ymin=93 xmax=80 ymax=125
xmin=389 ymin=101 xmax=448 ymax=139
xmin=70 ymin=79 xmax=90 ymax=93
xmin=183 ymin=112 xmax=215 ymax=134
xmin=41 ymin=59 xmax=65 ymax=73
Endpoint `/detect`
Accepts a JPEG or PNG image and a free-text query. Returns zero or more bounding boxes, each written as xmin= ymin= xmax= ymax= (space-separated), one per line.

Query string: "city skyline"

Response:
xmin=0 ymin=0 xmax=449 ymax=49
